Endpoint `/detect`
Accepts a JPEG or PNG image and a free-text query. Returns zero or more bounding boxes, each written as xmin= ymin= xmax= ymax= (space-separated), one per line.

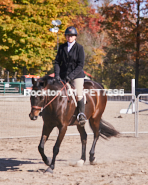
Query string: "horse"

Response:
xmin=29 ymin=76 xmax=119 ymax=173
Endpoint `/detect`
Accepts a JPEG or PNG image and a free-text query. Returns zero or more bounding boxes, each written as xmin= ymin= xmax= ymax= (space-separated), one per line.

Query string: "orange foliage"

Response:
xmin=0 ymin=0 xmax=14 ymax=13
xmin=72 ymin=6 xmax=104 ymax=37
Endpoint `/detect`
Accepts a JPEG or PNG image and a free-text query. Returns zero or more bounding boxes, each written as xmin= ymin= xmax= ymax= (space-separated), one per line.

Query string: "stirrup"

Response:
xmin=77 ymin=113 xmax=87 ymax=126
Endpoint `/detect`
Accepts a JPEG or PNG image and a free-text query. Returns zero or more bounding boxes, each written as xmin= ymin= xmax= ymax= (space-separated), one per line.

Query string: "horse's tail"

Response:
xmin=99 ymin=119 xmax=120 ymax=139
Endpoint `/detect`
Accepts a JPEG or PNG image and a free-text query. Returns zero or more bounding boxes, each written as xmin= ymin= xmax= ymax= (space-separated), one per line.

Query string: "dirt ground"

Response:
xmin=0 ymin=97 xmax=148 ymax=185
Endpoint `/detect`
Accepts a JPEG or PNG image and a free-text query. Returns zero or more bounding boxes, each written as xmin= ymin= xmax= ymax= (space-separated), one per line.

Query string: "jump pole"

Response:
xmin=120 ymin=79 xmax=135 ymax=114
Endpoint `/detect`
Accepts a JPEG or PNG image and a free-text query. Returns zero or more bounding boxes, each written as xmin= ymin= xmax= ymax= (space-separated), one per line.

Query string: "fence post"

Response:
xmin=4 ymin=82 xmax=5 ymax=94
xmin=131 ymin=79 xmax=135 ymax=113
xmin=19 ymin=83 xmax=21 ymax=94
xmin=134 ymin=96 xmax=138 ymax=137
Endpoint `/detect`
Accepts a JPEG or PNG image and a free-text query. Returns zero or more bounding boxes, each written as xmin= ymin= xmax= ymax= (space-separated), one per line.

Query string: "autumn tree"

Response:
xmin=0 ymin=0 xmax=14 ymax=14
xmin=73 ymin=6 xmax=108 ymax=83
xmin=0 ymin=0 xmax=87 ymax=77
xmin=100 ymin=0 xmax=148 ymax=88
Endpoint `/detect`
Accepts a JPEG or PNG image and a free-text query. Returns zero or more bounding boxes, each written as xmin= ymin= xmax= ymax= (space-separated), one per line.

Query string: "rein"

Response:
xmin=32 ymin=81 xmax=68 ymax=111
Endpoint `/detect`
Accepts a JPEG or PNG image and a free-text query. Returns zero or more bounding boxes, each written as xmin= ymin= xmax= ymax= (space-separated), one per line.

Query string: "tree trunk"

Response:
xmin=135 ymin=0 xmax=140 ymax=88
xmin=135 ymin=57 xmax=139 ymax=89
xmin=23 ymin=66 xmax=27 ymax=75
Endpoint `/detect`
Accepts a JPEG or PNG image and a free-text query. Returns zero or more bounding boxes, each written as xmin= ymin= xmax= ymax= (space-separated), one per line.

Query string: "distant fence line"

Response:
xmin=0 ymin=93 xmax=148 ymax=138
xmin=0 ymin=82 xmax=24 ymax=94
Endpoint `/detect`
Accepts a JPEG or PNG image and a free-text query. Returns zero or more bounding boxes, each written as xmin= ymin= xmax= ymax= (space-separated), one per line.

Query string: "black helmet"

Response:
xmin=65 ymin=26 xmax=77 ymax=36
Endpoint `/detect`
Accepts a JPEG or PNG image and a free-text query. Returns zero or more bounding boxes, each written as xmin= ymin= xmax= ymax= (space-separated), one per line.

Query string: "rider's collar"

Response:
xmin=67 ymin=40 xmax=76 ymax=52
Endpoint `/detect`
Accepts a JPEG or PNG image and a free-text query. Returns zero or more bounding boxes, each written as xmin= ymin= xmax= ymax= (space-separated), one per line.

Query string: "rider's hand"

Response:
xmin=65 ymin=76 xmax=71 ymax=83
xmin=55 ymin=76 xmax=61 ymax=81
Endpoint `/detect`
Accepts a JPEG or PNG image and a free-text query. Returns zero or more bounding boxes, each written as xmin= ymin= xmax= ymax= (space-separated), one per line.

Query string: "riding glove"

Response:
xmin=55 ymin=76 xmax=61 ymax=81
xmin=65 ymin=76 xmax=71 ymax=83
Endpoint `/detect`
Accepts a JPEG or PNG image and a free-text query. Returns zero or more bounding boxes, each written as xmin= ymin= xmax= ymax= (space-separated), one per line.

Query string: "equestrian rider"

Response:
xmin=54 ymin=26 xmax=87 ymax=126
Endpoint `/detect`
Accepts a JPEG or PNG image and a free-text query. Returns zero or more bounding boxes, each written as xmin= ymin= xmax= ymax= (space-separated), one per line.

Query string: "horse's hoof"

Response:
xmin=44 ymin=167 xmax=53 ymax=173
xmin=90 ymin=158 xmax=97 ymax=165
xmin=69 ymin=159 xmax=84 ymax=167
xmin=45 ymin=157 xmax=52 ymax=166
xmin=76 ymin=159 xmax=85 ymax=167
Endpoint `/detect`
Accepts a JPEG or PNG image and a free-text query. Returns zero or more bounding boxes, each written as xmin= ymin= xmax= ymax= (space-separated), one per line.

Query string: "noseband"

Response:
xmin=31 ymin=81 xmax=67 ymax=111
xmin=32 ymin=105 xmax=43 ymax=110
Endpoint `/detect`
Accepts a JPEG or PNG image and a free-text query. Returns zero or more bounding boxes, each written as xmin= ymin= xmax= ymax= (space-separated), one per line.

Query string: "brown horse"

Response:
xmin=29 ymin=76 xmax=119 ymax=173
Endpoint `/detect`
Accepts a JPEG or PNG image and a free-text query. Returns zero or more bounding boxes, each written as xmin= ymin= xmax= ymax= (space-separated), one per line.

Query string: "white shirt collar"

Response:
xmin=67 ymin=40 xmax=76 ymax=52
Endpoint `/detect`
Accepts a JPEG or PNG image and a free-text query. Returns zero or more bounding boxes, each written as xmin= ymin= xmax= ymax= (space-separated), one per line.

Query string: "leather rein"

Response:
xmin=31 ymin=80 xmax=68 ymax=111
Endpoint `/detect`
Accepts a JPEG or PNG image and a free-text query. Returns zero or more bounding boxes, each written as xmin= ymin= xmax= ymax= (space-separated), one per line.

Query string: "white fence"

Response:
xmin=135 ymin=94 xmax=148 ymax=137
xmin=0 ymin=94 xmax=148 ymax=138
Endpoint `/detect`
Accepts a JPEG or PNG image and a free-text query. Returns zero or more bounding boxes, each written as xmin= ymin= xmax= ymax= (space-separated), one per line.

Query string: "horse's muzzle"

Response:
xmin=29 ymin=113 xmax=38 ymax=120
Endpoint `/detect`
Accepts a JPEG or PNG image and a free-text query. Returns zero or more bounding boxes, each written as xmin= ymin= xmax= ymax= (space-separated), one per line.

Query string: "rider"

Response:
xmin=54 ymin=26 xmax=87 ymax=126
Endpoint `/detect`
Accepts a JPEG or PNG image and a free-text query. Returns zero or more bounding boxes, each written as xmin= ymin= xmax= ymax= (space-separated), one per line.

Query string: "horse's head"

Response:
xmin=29 ymin=77 xmax=47 ymax=120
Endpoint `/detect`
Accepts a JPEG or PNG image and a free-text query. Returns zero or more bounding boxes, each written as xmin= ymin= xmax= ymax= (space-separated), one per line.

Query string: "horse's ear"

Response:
xmin=32 ymin=77 xmax=35 ymax=85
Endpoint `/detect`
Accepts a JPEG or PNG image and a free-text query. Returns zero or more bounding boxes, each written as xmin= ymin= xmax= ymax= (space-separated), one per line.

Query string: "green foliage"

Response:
xmin=2 ymin=0 xmax=148 ymax=90
xmin=0 ymin=0 xmax=87 ymax=76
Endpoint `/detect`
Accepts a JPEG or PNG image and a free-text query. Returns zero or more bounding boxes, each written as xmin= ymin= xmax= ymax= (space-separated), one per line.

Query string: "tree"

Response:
xmin=73 ymin=6 xmax=108 ymax=83
xmin=0 ymin=0 xmax=14 ymax=14
xmin=0 ymin=0 xmax=87 ymax=76
xmin=100 ymin=0 xmax=148 ymax=88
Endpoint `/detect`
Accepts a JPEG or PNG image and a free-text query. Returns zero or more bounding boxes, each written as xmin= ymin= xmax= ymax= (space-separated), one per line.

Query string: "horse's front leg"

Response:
xmin=38 ymin=125 xmax=53 ymax=166
xmin=46 ymin=125 xmax=67 ymax=173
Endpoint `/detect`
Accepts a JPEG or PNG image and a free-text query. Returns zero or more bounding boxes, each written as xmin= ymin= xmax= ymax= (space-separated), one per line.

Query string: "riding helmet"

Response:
xmin=65 ymin=26 xmax=77 ymax=36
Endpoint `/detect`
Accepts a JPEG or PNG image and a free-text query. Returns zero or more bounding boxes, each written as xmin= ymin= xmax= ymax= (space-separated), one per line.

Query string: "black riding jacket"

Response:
xmin=54 ymin=42 xmax=85 ymax=80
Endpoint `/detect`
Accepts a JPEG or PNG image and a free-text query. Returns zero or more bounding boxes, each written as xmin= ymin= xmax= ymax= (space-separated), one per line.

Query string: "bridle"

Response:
xmin=31 ymin=80 xmax=68 ymax=111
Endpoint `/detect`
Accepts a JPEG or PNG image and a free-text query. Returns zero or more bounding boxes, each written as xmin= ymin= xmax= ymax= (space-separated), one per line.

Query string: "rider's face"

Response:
xmin=65 ymin=35 xmax=76 ymax=43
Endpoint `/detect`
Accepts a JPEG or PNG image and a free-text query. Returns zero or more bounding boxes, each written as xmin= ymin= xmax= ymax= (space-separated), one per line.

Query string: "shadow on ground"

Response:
xmin=0 ymin=158 xmax=37 ymax=171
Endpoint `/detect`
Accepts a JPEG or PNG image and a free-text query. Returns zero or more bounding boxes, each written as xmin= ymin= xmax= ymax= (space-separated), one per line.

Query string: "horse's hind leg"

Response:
xmin=76 ymin=125 xmax=87 ymax=166
xmin=38 ymin=124 xmax=53 ymax=166
xmin=89 ymin=117 xmax=100 ymax=165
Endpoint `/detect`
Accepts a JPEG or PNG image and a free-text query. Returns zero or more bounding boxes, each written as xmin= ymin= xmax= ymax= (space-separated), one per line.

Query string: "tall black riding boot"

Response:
xmin=77 ymin=98 xmax=87 ymax=127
